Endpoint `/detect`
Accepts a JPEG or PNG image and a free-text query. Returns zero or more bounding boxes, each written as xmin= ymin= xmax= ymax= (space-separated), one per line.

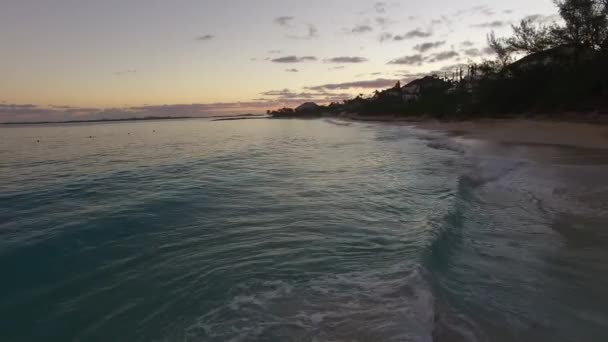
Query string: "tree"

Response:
xmin=553 ymin=0 xmax=608 ymax=49
xmin=489 ymin=0 xmax=608 ymax=60
xmin=487 ymin=32 xmax=514 ymax=65
xmin=487 ymin=18 xmax=559 ymax=63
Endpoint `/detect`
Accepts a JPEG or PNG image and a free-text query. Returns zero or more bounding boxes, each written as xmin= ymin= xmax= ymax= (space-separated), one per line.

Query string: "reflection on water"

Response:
xmin=0 ymin=118 xmax=607 ymax=341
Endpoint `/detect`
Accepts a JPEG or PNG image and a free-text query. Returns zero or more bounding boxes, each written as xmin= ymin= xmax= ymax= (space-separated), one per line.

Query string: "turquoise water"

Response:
xmin=1 ymin=119 xmax=608 ymax=341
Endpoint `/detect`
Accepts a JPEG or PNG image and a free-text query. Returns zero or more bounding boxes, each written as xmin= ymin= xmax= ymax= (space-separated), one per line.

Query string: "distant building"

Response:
xmin=508 ymin=44 xmax=596 ymax=70
xmin=372 ymin=81 xmax=402 ymax=100
xmin=401 ymin=75 xmax=448 ymax=102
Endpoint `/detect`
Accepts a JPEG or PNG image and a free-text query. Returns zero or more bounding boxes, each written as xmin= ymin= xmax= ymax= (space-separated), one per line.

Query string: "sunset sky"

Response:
xmin=1 ymin=0 xmax=559 ymax=122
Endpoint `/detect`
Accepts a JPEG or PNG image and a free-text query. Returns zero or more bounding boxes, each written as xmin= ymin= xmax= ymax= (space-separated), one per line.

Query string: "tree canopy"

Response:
xmin=489 ymin=0 xmax=608 ymax=58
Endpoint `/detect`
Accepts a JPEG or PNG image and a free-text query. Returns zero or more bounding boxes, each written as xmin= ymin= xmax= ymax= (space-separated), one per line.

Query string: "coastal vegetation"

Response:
xmin=269 ymin=0 xmax=608 ymax=119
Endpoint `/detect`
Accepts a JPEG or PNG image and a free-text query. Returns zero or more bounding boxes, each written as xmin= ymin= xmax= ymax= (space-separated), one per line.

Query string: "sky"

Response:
xmin=0 ymin=0 xmax=559 ymax=122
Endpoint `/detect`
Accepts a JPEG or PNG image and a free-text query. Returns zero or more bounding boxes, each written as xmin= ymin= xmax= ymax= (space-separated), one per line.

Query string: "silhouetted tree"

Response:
xmin=553 ymin=0 xmax=608 ymax=49
xmin=489 ymin=0 xmax=607 ymax=59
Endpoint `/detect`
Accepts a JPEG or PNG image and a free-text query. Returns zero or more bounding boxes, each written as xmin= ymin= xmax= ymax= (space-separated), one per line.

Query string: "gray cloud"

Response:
xmin=274 ymin=16 xmax=294 ymax=27
xmin=379 ymin=32 xmax=393 ymax=42
xmin=413 ymin=41 xmax=446 ymax=52
xmin=462 ymin=47 xmax=495 ymax=57
xmin=461 ymin=40 xmax=475 ymax=47
xmin=463 ymin=48 xmax=481 ymax=57
xmin=375 ymin=17 xmax=393 ymax=26
xmin=306 ymin=78 xmax=398 ymax=91
xmin=268 ymin=50 xmax=282 ymax=54
xmin=195 ymin=34 xmax=214 ymax=41
xmin=285 ymin=68 xmax=299 ymax=72
xmin=394 ymin=29 xmax=432 ymax=40
xmin=458 ymin=5 xmax=496 ymax=17
xmin=325 ymin=56 xmax=368 ymax=63
xmin=387 ymin=54 xmax=425 ymax=65
xmin=471 ymin=20 xmax=508 ymax=28
xmin=374 ymin=2 xmax=387 ymax=13
xmin=431 ymin=15 xmax=452 ymax=26
xmin=428 ymin=50 xmax=459 ymax=62
xmin=113 ymin=69 xmax=137 ymax=76
xmin=352 ymin=25 xmax=373 ymax=34
xmin=523 ymin=14 xmax=561 ymax=23
xmin=481 ymin=46 xmax=495 ymax=55
xmin=271 ymin=55 xmax=317 ymax=63
xmin=287 ymin=24 xmax=319 ymax=40
xmin=260 ymin=89 xmax=351 ymax=101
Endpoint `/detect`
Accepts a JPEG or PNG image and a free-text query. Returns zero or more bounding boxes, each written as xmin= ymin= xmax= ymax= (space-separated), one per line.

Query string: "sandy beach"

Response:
xmin=339 ymin=115 xmax=608 ymax=150
xmin=410 ymin=119 xmax=608 ymax=150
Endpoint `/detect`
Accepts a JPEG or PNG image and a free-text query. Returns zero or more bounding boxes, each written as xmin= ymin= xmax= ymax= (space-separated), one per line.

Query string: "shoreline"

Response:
xmin=332 ymin=114 xmax=608 ymax=150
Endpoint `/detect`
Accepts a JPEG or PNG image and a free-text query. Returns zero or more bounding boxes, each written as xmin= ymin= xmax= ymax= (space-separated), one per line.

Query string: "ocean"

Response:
xmin=1 ymin=118 xmax=608 ymax=341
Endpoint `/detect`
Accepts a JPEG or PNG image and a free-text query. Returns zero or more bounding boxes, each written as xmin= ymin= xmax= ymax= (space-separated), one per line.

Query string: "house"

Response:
xmin=508 ymin=44 xmax=596 ymax=70
xmin=401 ymin=75 xmax=448 ymax=102
xmin=373 ymin=81 xmax=402 ymax=100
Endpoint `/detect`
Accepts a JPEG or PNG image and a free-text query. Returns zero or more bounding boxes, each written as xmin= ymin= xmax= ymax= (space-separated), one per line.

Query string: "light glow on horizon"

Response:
xmin=0 ymin=0 xmax=558 ymax=122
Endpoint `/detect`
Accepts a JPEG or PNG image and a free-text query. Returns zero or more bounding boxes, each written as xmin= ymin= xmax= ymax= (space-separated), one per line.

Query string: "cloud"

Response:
xmin=375 ymin=17 xmax=393 ymax=27
xmin=285 ymin=68 xmax=299 ymax=72
xmin=374 ymin=2 xmax=387 ymax=13
xmin=287 ymin=24 xmax=319 ymax=40
xmin=379 ymin=32 xmax=393 ymax=42
xmin=463 ymin=48 xmax=481 ymax=57
xmin=271 ymin=55 xmax=317 ymax=63
xmin=523 ymin=14 xmax=561 ymax=23
xmin=428 ymin=50 xmax=459 ymax=62
xmin=457 ymin=5 xmax=496 ymax=17
xmin=462 ymin=47 xmax=495 ymax=57
xmin=471 ymin=20 xmax=508 ymax=28
xmin=274 ymin=16 xmax=294 ymax=27
xmin=387 ymin=54 xmax=425 ymax=65
xmin=325 ymin=56 xmax=368 ymax=63
xmin=306 ymin=78 xmax=398 ymax=91
xmin=268 ymin=50 xmax=282 ymax=54
xmin=351 ymin=25 xmax=373 ymax=34
xmin=461 ymin=40 xmax=475 ymax=47
xmin=479 ymin=7 xmax=495 ymax=16
xmin=262 ymin=90 xmax=327 ymax=98
xmin=413 ymin=41 xmax=446 ymax=52
xmin=393 ymin=29 xmax=432 ymax=40
xmin=481 ymin=46 xmax=495 ymax=55
xmin=431 ymin=16 xmax=452 ymax=26
xmin=195 ymin=34 xmax=214 ymax=41
xmin=260 ymin=89 xmax=351 ymax=102
xmin=113 ymin=69 xmax=137 ymax=76
xmin=504 ymin=9 xmax=514 ymax=14
xmin=330 ymin=66 xmax=345 ymax=70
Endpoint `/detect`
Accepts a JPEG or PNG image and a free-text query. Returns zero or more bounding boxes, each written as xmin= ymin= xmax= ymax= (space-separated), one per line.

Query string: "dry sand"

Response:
xmin=409 ymin=119 xmax=608 ymax=150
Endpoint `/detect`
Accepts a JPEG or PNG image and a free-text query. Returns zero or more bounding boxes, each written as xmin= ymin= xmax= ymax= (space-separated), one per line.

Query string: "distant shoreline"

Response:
xmin=0 ymin=114 xmax=265 ymax=125
xmin=0 ymin=116 xmax=194 ymax=125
